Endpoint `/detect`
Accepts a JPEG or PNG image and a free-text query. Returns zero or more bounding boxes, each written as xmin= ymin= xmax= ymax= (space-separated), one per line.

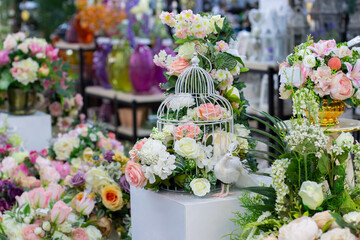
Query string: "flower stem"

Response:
xmin=304 ymin=154 xmax=308 ymax=181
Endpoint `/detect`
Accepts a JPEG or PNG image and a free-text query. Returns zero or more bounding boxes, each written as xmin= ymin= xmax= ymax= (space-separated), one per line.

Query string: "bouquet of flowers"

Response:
xmin=154 ymin=10 xmax=249 ymax=124
xmin=279 ymin=37 xmax=360 ymax=122
xmin=229 ymin=113 xmax=360 ymax=239
xmin=125 ymin=122 xmax=251 ymax=197
xmin=0 ymin=183 xmax=103 ymax=240
xmin=0 ymin=32 xmax=73 ymax=98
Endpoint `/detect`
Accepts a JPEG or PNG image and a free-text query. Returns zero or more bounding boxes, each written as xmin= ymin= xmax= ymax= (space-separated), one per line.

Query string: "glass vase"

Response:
xmin=7 ymin=88 xmax=36 ymax=115
xmin=93 ymin=38 xmax=112 ymax=89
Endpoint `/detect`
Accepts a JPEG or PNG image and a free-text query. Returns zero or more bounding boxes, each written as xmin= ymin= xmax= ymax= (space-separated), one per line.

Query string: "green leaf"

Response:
xmin=62 ymin=198 xmax=72 ymax=204
xmin=23 ymin=204 xmax=30 ymax=215
xmin=215 ymin=53 xmax=237 ymax=70
xmin=318 ymin=152 xmax=330 ymax=175
xmin=224 ymin=52 xmax=245 ymax=67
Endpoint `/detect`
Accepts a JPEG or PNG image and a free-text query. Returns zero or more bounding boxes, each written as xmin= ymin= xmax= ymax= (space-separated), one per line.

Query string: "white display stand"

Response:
xmin=131 ymin=187 xmax=244 ymax=240
xmin=0 ymin=111 xmax=52 ymax=151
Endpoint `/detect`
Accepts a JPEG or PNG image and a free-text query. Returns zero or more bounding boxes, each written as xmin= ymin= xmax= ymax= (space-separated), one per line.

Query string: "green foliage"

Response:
xmin=215 ymin=53 xmax=237 ymax=70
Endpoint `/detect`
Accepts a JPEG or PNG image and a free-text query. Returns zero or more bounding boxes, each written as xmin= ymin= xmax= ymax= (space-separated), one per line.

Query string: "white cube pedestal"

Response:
xmin=131 ymin=186 xmax=245 ymax=240
xmin=0 ymin=111 xmax=52 ymax=151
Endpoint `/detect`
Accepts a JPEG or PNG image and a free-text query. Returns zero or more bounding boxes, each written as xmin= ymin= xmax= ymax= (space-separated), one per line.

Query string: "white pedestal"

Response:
xmin=131 ymin=187 xmax=245 ymax=240
xmin=0 ymin=111 xmax=52 ymax=151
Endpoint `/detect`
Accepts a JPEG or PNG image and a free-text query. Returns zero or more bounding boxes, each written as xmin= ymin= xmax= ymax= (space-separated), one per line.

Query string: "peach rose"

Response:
xmin=174 ymin=123 xmax=201 ymax=140
xmin=22 ymin=224 xmax=41 ymax=240
xmin=330 ymin=72 xmax=354 ymax=100
xmin=125 ymin=161 xmax=147 ymax=188
xmin=129 ymin=139 xmax=148 ymax=161
xmin=167 ymin=57 xmax=190 ymax=76
xmin=101 ymin=185 xmax=123 ymax=211
xmin=196 ymin=103 xmax=224 ymax=121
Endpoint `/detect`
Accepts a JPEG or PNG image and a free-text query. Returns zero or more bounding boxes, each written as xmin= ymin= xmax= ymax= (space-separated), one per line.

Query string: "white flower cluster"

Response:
xmin=153 ymin=50 xmax=176 ymax=69
xmin=271 ymin=158 xmax=290 ymax=214
xmin=330 ymin=132 xmax=354 ymax=156
xmin=285 ymin=121 xmax=328 ymax=157
xmin=352 ymin=144 xmax=360 ymax=188
xmin=138 ymin=139 xmax=176 ymax=184
xmin=292 ymin=88 xmax=319 ymax=121
xmin=169 ymin=94 xmax=195 ymax=111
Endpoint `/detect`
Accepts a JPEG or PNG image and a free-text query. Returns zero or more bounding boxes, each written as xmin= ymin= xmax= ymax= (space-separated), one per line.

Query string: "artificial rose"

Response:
xmin=10 ymin=58 xmax=39 ymax=85
xmin=129 ymin=139 xmax=148 ymax=161
xmin=73 ymin=194 xmax=95 ymax=215
xmin=303 ymin=54 xmax=316 ymax=68
xmin=89 ymin=215 xmax=112 ymax=237
xmin=101 ymin=185 xmax=124 ymax=211
xmin=70 ymin=172 xmax=86 ymax=187
xmin=312 ymin=211 xmax=339 ymax=230
xmin=190 ymin=178 xmax=211 ymax=197
xmin=85 ymin=168 xmax=115 ymax=192
xmin=22 ymin=223 xmax=41 ymax=240
xmin=178 ymin=41 xmax=196 ymax=60
xmin=167 ymin=57 xmax=191 ymax=76
xmin=50 ymin=201 xmax=72 ymax=224
xmin=234 ymin=124 xmax=250 ymax=138
xmin=343 ymin=211 xmax=360 ymax=224
xmin=0 ymin=50 xmax=10 ymax=66
xmin=320 ymin=228 xmax=356 ymax=240
xmin=299 ymin=181 xmax=324 ymax=210
xmin=125 ymin=161 xmax=147 ymax=188
xmin=174 ymin=137 xmax=200 ymax=158
xmin=119 ymin=175 xmax=130 ymax=194
xmin=169 ymin=93 xmax=195 ymax=111
xmin=53 ymin=136 xmax=80 ymax=161
xmin=40 ymin=166 xmax=61 ymax=184
xmin=174 ymin=123 xmax=201 ymax=140
xmin=85 ymin=226 xmax=102 ymax=240
xmin=278 ymin=216 xmax=320 ymax=240
xmin=330 ymin=72 xmax=354 ymax=100
xmin=196 ymin=103 xmax=224 ymax=121
xmin=72 ymin=228 xmax=89 ymax=240
xmin=49 ymin=102 xmax=63 ymax=117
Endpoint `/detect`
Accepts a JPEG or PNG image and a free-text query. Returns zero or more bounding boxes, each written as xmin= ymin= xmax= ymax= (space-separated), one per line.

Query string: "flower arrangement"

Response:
xmin=229 ymin=113 xmax=360 ymax=239
xmin=126 ymin=122 xmax=251 ymax=197
xmin=0 ymin=183 xmax=103 ymax=240
xmin=279 ymin=37 xmax=360 ymax=121
xmin=154 ymin=10 xmax=249 ymax=124
xmin=0 ymin=32 xmax=72 ymax=96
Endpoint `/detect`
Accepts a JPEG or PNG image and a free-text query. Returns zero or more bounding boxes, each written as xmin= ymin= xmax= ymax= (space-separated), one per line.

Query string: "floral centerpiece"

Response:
xmin=154 ymin=10 xmax=249 ymax=124
xmin=0 ymin=32 xmax=73 ymax=115
xmin=228 ymin=113 xmax=360 ymax=239
xmin=279 ymin=36 xmax=360 ymax=125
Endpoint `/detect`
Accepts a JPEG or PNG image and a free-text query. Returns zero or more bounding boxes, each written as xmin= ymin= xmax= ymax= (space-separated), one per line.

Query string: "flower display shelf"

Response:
xmin=0 ymin=111 xmax=51 ymax=151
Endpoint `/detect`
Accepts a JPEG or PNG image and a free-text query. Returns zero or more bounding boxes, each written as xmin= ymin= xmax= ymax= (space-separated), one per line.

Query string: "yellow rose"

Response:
xmin=83 ymin=147 xmax=94 ymax=161
xmin=178 ymin=41 xmax=195 ymax=60
xmin=101 ymin=185 xmax=124 ymax=211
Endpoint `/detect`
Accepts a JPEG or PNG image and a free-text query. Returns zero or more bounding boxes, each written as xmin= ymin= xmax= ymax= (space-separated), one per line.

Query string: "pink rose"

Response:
xmin=40 ymin=166 xmax=61 ymax=184
xmin=330 ymin=72 xmax=354 ymax=100
xmin=49 ymin=102 xmax=63 ymax=117
xmin=73 ymin=196 xmax=95 ymax=215
xmin=0 ymin=50 xmax=11 ymax=66
xmin=19 ymin=176 xmax=41 ymax=189
xmin=52 ymin=161 xmax=71 ymax=179
xmin=22 ymin=224 xmax=41 ymax=240
xmin=167 ymin=57 xmax=191 ymax=76
xmin=125 ymin=161 xmax=147 ymax=188
xmin=50 ymin=200 xmax=72 ymax=224
xmin=72 ymin=228 xmax=89 ymax=240
xmin=28 ymin=187 xmax=52 ymax=209
xmin=97 ymin=138 xmax=112 ymax=151
xmin=75 ymin=94 xmax=83 ymax=109
xmin=129 ymin=139 xmax=148 ymax=161
xmin=174 ymin=123 xmax=202 ymax=140
xmin=196 ymin=103 xmax=224 ymax=121
xmin=29 ymin=43 xmax=43 ymax=55
xmin=47 ymin=183 xmax=64 ymax=201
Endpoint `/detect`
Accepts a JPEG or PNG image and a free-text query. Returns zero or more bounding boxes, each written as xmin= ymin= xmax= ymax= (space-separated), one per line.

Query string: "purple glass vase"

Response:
xmin=129 ymin=38 xmax=154 ymax=93
xmin=153 ymin=38 xmax=175 ymax=91
xmin=92 ymin=38 xmax=112 ymax=89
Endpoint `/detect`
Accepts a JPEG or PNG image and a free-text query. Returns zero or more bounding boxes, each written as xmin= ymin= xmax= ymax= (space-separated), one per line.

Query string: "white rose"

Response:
xmin=86 ymin=225 xmax=102 ymax=240
xmin=225 ymin=86 xmax=240 ymax=102
xmin=234 ymin=124 xmax=250 ymax=138
xmin=174 ymin=137 xmax=200 ymax=159
xmin=85 ymin=168 xmax=115 ymax=192
xmin=299 ymin=181 xmax=324 ymax=210
xmin=320 ymin=228 xmax=356 ymax=240
xmin=212 ymin=15 xmax=225 ymax=29
xmin=335 ymin=132 xmax=354 ymax=148
xmin=3 ymin=34 xmax=17 ymax=50
xmin=53 ymin=136 xmax=80 ymax=161
xmin=343 ymin=211 xmax=360 ymax=224
xmin=303 ymin=54 xmax=316 ymax=68
xmin=278 ymin=216 xmax=321 ymax=240
xmin=178 ymin=41 xmax=196 ymax=60
xmin=312 ymin=211 xmax=338 ymax=230
xmin=11 ymin=58 xmax=39 ymax=85
xmin=190 ymin=178 xmax=211 ymax=197
xmin=169 ymin=93 xmax=195 ymax=111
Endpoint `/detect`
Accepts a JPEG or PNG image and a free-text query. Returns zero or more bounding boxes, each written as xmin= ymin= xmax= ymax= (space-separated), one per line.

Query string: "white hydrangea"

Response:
xmin=196 ymin=145 xmax=215 ymax=171
xmin=271 ymin=158 xmax=290 ymax=214
xmin=139 ymin=139 xmax=176 ymax=183
xmin=169 ymin=94 xmax=195 ymax=111
xmin=352 ymin=144 xmax=360 ymax=188
xmin=153 ymin=50 xmax=176 ymax=68
xmin=11 ymin=58 xmax=39 ymax=85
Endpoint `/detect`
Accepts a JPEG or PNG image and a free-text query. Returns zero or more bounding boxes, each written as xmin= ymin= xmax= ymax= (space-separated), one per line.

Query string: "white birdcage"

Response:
xmin=157 ymin=52 xmax=234 ymax=160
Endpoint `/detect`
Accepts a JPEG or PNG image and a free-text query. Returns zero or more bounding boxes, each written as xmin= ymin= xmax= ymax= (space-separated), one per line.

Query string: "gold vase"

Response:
xmin=7 ymin=88 xmax=37 ymax=115
xmin=316 ymin=100 xmax=345 ymax=126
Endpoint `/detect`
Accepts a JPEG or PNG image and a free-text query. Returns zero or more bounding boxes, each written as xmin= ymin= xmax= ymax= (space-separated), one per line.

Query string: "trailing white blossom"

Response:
xmin=352 ymin=144 xmax=360 ymax=188
xmin=292 ymin=88 xmax=319 ymax=121
xmin=271 ymin=158 xmax=290 ymax=214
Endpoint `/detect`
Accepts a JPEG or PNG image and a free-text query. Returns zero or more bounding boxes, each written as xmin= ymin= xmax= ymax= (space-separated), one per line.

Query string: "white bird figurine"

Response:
xmin=213 ymin=144 xmax=257 ymax=198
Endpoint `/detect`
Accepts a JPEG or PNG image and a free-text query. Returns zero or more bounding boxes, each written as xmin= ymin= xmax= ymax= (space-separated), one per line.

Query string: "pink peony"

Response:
xmin=0 ymin=50 xmax=11 ymax=66
xmin=40 ymin=166 xmax=61 ymax=184
xmin=311 ymin=66 xmax=332 ymax=97
xmin=129 ymin=139 xmax=148 ymax=161
xmin=29 ymin=43 xmax=44 ymax=55
xmin=328 ymin=57 xmax=341 ymax=70
xmin=22 ymin=223 xmax=41 ymax=240
xmin=196 ymin=103 xmax=224 ymax=121
xmin=50 ymin=200 xmax=72 ymax=224
xmin=174 ymin=123 xmax=202 ymax=140
xmin=19 ymin=176 xmax=41 ymax=189
xmin=330 ymin=72 xmax=354 ymax=100
xmin=49 ymin=102 xmax=63 ymax=117
xmin=75 ymin=94 xmax=83 ymax=109
xmin=28 ymin=187 xmax=52 ymax=209
xmin=125 ymin=161 xmax=147 ymax=188
xmin=72 ymin=228 xmax=89 ymax=240
xmin=47 ymin=183 xmax=64 ymax=201
xmin=167 ymin=57 xmax=191 ymax=76
xmin=45 ymin=45 xmax=59 ymax=62
xmin=96 ymin=138 xmax=112 ymax=151
xmin=52 ymin=161 xmax=71 ymax=179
